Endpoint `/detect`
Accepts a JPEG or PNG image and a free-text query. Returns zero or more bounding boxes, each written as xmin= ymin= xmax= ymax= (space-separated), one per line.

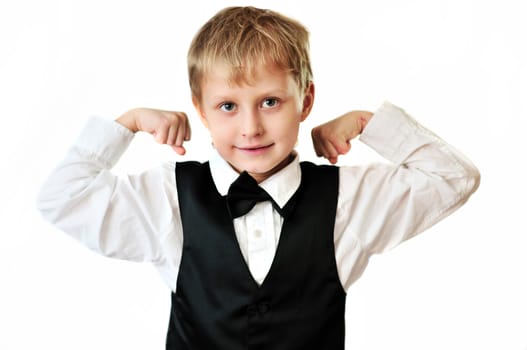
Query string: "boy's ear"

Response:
xmin=192 ymin=95 xmax=209 ymax=129
xmin=300 ymin=82 xmax=315 ymax=122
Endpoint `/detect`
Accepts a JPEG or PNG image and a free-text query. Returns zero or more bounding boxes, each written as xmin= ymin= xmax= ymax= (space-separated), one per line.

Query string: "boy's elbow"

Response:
xmin=36 ymin=187 xmax=61 ymax=224
xmin=457 ymin=164 xmax=480 ymax=202
xmin=36 ymin=185 xmax=49 ymax=217
xmin=36 ymin=181 xmax=78 ymax=225
xmin=466 ymin=165 xmax=481 ymax=196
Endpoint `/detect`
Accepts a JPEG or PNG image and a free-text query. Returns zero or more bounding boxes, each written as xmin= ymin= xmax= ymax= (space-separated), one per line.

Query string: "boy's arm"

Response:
xmin=313 ymin=101 xmax=480 ymax=290
xmin=117 ymin=107 xmax=190 ymax=155
xmin=311 ymin=109 xmax=373 ymax=164
xmin=36 ymin=109 xmax=190 ymax=267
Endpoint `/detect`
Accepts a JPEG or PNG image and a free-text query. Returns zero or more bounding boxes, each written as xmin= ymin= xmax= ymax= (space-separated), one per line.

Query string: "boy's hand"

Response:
xmin=311 ymin=110 xmax=373 ymax=164
xmin=117 ymin=108 xmax=191 ymax=155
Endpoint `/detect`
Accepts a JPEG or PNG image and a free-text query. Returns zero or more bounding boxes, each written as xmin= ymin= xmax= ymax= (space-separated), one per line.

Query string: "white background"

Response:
xmin=1 ymin=0 xmax=526 ymax=349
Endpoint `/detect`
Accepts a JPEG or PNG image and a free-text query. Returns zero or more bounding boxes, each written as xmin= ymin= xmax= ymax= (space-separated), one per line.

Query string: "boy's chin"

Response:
xmin=240 ymin=153 xmax=297 ymax=182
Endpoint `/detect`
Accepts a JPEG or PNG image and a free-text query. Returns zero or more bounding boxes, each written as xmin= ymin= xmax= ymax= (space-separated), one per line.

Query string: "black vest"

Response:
xmin=167 ymin=161 xmax=346 ymax=349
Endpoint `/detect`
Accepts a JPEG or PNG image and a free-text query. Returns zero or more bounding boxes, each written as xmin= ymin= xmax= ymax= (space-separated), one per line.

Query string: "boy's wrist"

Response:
xmin=76 ymin=116 xmax=135 ymax=167
xmin=116 ymin=109 xmax=139 ymax=133
xmin=358 ymin=111 xmax=373 ymax=133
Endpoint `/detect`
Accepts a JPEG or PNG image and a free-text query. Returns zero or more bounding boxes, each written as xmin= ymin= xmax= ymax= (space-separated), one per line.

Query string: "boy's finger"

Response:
xmin=171 ymin=145 xmax=186 ymax=155
xmin=166 ymin=125 xmax=178 ymax=145
xmin=174 ymin=123 xmax=187 ymax=147
xmin=312 ymin=138 xmax=325 ymax=157
xmin=317 ymin=138 xmax=338 ymax=160
xmin=322 ymin=140 xmax=339 ymax=161
xmin=154 ymin=126 xmax=168 ymax=144
xmin=311 ymin=128 xmax=321 ymax=155
xmin=333 ymin=138 xmax=351 ymax=155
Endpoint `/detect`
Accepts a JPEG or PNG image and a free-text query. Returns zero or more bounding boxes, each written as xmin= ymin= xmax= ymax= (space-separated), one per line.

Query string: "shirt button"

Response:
xmin=254 ymin=229 xmax=262 ymax=238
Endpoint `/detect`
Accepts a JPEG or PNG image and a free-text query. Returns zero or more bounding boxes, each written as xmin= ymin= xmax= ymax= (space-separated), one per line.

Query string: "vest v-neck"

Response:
xmin=225 ymin=194 xmax=299 ymax=291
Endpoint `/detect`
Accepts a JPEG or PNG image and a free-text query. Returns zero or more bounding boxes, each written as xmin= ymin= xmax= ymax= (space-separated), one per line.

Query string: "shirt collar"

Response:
xmin=209 ymin=148 xmax=301 ymax=209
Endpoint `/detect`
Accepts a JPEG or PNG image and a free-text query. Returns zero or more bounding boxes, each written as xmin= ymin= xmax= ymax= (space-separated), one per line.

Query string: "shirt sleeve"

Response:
xmin=334 ymin=101 xmax=480 ymax=291
xmin=36 ymin=116 xmax=183 ymax=280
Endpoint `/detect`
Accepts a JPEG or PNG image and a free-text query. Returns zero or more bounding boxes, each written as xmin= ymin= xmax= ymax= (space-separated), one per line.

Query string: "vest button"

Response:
xmin=258 ymin=302 xmax=270 ymax=315
xmin=247 ymin=305 xmax=257 ymax=316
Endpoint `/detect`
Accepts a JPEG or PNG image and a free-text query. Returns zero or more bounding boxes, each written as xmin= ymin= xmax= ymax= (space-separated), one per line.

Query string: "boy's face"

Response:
xmin=193 ymin=63 xmax=314 ymax=183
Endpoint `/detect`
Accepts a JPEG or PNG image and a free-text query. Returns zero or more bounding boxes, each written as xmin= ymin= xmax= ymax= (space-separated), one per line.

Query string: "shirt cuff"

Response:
xmin=359 ymin=101 xmax=425 ymax=164
xmin=75 ymin=116 xmax=135 ymax=168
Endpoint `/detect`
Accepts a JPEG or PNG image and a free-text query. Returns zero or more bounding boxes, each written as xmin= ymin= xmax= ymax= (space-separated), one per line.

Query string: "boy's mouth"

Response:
xmin=236 ymin=143 xmax=274 ymax=153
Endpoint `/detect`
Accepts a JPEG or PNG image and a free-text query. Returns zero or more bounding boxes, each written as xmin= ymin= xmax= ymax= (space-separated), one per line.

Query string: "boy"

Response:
xmin=37 ymin=6 xmax=480 ymax=349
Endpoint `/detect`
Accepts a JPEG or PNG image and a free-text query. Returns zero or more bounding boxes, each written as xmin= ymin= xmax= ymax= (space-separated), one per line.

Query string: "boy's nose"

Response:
xmin=241 ymin=110 xmax=264 ymax=137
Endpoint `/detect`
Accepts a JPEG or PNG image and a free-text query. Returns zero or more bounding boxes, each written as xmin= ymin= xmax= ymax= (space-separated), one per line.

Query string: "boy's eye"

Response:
xmin=261 ymin=98 xmax=279 ymax=108
xmin=219 ymin=102 xmax=236 ymax=112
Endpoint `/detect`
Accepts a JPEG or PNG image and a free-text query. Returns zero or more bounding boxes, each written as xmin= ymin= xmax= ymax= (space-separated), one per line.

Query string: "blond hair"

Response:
xmin=188 ymin=6 xmax=312 ymax=101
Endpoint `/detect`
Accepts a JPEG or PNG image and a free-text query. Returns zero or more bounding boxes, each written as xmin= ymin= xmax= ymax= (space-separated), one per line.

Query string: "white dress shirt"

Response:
xmin=36 ymin=102 xmax=480 ymax=292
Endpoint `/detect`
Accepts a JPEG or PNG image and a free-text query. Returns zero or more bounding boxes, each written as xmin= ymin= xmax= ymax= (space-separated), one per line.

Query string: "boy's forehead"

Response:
xmin=203 ymin=60 xmax=292 ymax=87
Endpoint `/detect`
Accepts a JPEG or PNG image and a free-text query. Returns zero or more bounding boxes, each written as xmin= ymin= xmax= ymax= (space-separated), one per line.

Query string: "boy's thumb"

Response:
xmin=172 ymin=145 xmax=186 ymax=155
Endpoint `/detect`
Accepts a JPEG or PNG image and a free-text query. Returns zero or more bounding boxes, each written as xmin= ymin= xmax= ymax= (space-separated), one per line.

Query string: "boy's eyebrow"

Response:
xmin=261 ymin=89 xmax=290 ymax=96
xmin=209 ymin=89 xmax=292 ymax=102
xmin=207 ymin=94 xmax=234 ymax=102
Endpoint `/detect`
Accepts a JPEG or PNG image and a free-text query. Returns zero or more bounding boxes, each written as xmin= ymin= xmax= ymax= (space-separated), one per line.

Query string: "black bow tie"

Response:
xmin=226 ymin=172 xmax=286 ymax=219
